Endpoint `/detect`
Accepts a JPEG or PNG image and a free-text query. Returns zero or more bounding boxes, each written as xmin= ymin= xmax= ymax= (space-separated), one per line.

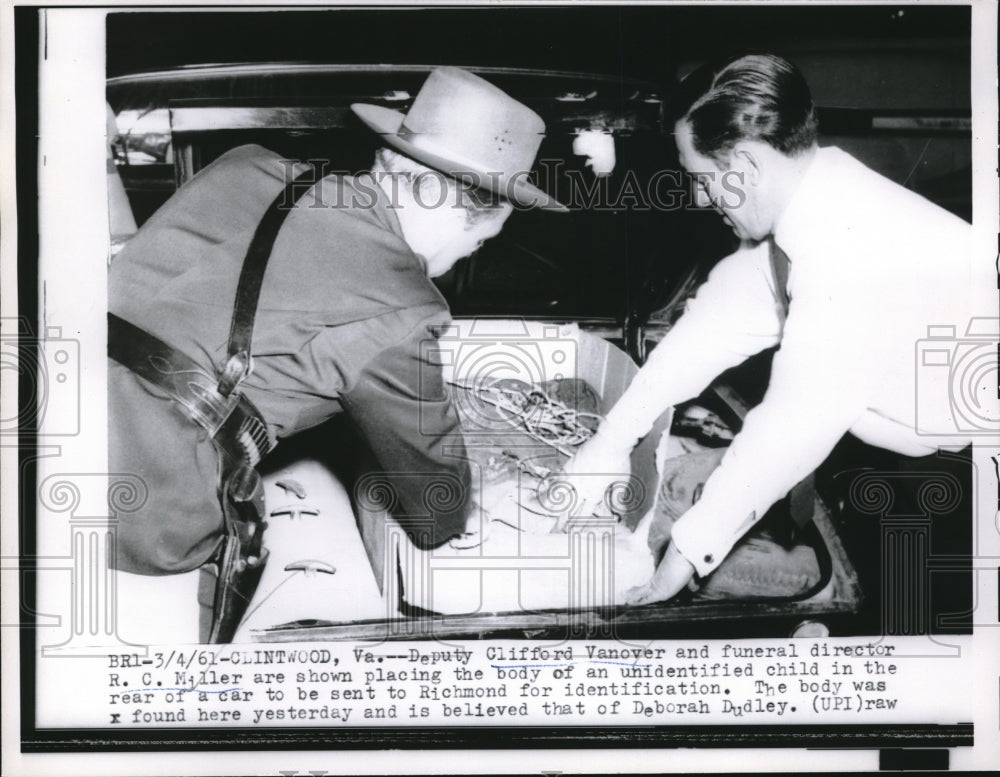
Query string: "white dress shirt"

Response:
xmin=598 ymin=146 xmax=991 ymax=576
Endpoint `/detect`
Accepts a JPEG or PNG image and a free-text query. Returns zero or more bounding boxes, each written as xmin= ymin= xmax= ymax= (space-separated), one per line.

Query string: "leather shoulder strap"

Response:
xmin=218 ymin=165 xmax=320 ymax=396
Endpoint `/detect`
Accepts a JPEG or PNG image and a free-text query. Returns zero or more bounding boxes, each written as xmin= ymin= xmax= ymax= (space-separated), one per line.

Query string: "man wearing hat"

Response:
xmin=108 ymin=67 xmax=565 ymax=642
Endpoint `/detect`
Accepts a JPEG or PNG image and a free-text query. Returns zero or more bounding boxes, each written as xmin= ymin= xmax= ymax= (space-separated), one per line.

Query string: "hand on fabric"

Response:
xmin=551 ymin=433 xmax=634 ymax=531
xmin=624 ymin=542 xmax=696 ymax=605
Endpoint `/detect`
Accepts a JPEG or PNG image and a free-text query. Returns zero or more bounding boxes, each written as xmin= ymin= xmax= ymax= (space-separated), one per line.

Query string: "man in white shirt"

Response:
xmin=563 ymin=53 xmax=991 ymax=604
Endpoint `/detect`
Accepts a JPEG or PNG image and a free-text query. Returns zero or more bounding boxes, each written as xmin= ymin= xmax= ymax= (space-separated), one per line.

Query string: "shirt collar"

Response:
xmin=772 ymin=146 xmax=834 ymax=261
xmin=358 ymin=173 xmax=434 ymax=273
xmin=336 ymin=172 xmax=433 ymax=274
xmin=354 ymin=172 xmax=407 ymax=239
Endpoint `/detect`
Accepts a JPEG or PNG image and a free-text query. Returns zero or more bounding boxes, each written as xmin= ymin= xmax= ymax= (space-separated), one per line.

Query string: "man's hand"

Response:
xmin=551 ymin=433 xmax=634 ymax=531
xmin=624 ymin=542 xmax=696 ymax=605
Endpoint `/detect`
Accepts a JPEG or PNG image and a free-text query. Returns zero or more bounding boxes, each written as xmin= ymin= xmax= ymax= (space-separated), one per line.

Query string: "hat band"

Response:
xmin=394 ymin=124 xmax=535 ymax=188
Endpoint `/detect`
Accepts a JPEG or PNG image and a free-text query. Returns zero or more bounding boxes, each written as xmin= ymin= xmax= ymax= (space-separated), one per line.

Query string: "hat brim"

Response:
xmin=351 ymin=103 xmax=568 ymax=212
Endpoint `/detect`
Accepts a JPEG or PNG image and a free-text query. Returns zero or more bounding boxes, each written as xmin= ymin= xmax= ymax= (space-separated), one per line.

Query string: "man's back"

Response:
xmin=774 ymin=145 xmax=982 ymax=449
xmin=108 ymin=144 xmax=460 ymax=574
xmin=110 ymin=144 xmax=451 ymax=439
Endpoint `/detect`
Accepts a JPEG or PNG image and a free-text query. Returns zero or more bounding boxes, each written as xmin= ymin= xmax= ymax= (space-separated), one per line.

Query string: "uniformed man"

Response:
xmin=108 ymin=67 xmax=565 ymax=641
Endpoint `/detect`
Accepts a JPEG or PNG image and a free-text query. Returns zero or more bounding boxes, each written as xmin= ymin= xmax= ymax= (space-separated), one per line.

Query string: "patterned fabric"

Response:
xmin=646 ymin=447 xmax=820 ymax=600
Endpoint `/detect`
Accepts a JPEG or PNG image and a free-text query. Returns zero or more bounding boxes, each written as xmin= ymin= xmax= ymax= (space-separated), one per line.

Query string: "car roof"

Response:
xmin=107 ymin=63 xmax=665 ymax=134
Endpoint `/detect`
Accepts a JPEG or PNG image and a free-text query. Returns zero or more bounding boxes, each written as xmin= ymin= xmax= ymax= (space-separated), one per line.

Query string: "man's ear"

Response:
xmin=730 ymin=142 xmax=762 ymax=187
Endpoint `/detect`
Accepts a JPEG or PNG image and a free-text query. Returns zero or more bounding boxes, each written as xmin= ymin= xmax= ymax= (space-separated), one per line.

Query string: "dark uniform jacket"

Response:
xmin=109 ymin=144 xmax=470 ymax=574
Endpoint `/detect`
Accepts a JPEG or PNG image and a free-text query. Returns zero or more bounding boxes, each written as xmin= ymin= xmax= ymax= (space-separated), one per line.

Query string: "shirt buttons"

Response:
xmin=704 ymin=554 xmax=714 ymax=564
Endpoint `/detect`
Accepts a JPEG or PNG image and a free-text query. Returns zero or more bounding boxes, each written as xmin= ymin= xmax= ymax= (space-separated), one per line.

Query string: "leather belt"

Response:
xmin=109 ymin=162 xmax=320 ymax=642
xmin=108 ymin=312 xmax=271 ymax=470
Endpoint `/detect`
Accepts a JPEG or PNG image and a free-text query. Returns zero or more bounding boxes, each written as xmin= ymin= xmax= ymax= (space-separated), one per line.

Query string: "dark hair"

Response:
xmin=674 ymin=54 xmax=817 ymax=164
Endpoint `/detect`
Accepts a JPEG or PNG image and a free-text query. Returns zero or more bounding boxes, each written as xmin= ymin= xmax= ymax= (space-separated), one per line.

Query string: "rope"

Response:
xmin=448 ymin=378 xmax=603 ymax=457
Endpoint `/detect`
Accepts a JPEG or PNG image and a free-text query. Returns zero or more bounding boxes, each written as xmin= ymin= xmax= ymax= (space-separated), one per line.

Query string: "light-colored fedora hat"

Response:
xmin=351 ymin=67 xmax=567 ymax=212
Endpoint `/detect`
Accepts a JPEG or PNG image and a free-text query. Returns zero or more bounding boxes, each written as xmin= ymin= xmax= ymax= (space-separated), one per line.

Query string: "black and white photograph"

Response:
xmin=2 ymin=1 xmax=998 ymax=774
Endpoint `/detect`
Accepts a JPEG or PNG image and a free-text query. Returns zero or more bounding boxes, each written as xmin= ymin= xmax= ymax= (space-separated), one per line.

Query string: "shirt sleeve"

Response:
xmin=670 ymin=252 xmax=874 ymax=576
xmin=340 ymin=321 xmax=471 ymax=550
xmin=598 ymin=241 xmax=784 ymax=450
